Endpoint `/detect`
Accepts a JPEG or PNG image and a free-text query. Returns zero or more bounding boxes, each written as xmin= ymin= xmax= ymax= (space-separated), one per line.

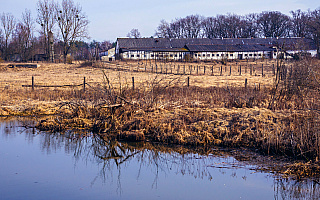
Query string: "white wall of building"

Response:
xmin=121 ymin=51 xmax=187 ymax=60
xmin=192 ymin=51 xmax=270 ymax=61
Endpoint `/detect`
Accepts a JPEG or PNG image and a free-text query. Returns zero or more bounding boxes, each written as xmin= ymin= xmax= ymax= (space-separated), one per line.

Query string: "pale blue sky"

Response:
xmin=1 ymin=0 xmax=319 ymax=42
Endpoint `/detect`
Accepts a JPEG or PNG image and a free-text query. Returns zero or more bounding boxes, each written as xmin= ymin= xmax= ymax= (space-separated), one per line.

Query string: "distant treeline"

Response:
xmin=155 ymin=9 xmax=320 ymax=41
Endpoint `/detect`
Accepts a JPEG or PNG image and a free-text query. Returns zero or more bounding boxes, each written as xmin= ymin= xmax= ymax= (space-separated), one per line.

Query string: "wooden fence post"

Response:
xmin=204 ymin=66 xmax=206 ymax=75
xmin=211 ymin=66 xmax=214 ymax=76
xmin=239 ymin=65 xmax=242 ymax=76
xmin=83 ymin=77 xmax=86 ymax=92
xmin=229 ymin=65 xmax=231 ymax=76
xmin=250 ymin=64 xmax=252 ymax=76
xmin=272 ymin=64 xmax=275 ymax=76
xmin=220 ymin=66 xmax=223 ymax=76
xmin=245 ymin=78 xmax=247 ymax=88
xmin=132 ymin=77 xmax=135 ymax=90
xmin=187 ymin=76 xmax=190 ymax=87
xmin=262 ymin=64 xmax=264 ymax=76
xmin=32 ymin=76 xmax=34 ymax=91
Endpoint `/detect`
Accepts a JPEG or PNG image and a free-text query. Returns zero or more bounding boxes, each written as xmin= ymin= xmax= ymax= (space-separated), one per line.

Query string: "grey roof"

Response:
xmin=186 ymin=44 xmax=272 ymax=52
xmin=117 ymin=37 xmax=317 ymax=52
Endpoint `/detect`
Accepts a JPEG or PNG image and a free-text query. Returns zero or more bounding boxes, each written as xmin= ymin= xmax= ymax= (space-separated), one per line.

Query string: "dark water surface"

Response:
xmin=1 ymin=120 xmax=319 ymax=200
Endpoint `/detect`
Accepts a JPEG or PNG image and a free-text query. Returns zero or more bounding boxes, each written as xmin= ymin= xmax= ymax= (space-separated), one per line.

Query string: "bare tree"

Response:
xmin=55 ymin=0 xmax=89 ymax=63
xmin=155 ymin=20 xmax=171 ymax=38
xmin=37 ymin=0 xmax=56 ymax=61
xmin=127 ymin=28 xmax=141 ymax=38
xmin=308 ymin=8 xmax=320 ymax=58
xmin=170 ymin=18 xmax=185 ymax=38
xmin=257 ymin=11 xmax=290 ymax=38
xmin=182 ymin=15 xmax=203 ymax=38
xmin=13 ymin=9 xmax=35 ymax=61
xmin=290 ymin=9 xmax=309 ymax=37
xmin=0 ymin=28 xmax=3 ymax=59
xmin=243 ymin=13 xmax=259 ymax=38
xmin=202 ymin=16 xmax=218 ymax=38
xmin=0 ymin=13 xmax=16 ymax=61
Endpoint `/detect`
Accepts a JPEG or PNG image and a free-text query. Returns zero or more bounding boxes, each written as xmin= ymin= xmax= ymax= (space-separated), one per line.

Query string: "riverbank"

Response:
xmin=1 ymin=60 xmax=320 ymax=179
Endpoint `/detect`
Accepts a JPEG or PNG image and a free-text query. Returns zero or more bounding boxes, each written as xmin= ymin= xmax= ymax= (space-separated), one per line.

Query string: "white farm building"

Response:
xmin=115 ymin=37 xmax=318 ymax=61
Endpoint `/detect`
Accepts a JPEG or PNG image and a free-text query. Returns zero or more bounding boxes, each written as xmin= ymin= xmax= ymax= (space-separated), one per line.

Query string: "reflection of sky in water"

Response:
xmin=0 ymin=120 xmax=319 ymax=200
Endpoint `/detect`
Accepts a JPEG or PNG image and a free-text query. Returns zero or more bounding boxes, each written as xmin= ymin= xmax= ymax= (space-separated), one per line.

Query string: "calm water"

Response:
xmin=1 ymin=120 xmax=319 ymax=200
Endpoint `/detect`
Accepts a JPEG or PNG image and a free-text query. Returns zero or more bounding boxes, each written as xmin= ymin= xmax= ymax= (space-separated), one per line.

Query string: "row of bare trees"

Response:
xmin=0 ymin=0 xmax=93 ymax=63
xmin=155 ymin=10 xmax=320 ymax=52
xmin=155 ymin=10 xmax=320 ymax=39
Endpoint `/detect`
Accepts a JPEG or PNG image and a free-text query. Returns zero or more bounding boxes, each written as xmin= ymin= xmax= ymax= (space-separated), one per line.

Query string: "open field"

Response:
xmin=1 ymin=59 xmax=320 ymax=178
xmin=0 ymin=59 xmax=277 ymax=89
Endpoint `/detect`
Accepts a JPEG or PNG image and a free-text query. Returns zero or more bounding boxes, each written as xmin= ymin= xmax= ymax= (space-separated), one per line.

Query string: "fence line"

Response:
xmin=22 ymin=76 xmax=86 ymax=91
xmin=98 ymin=62 xmax=277 ymax=77
xmin=19 ymin=75 xmax=265 ymax=93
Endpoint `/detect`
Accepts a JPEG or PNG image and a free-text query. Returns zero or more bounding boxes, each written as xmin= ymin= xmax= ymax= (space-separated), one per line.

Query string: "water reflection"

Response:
xmin=1 ymin=119 xmax=320 ymax=200
xmin=274 ymin=178 xmax=320 ymax=200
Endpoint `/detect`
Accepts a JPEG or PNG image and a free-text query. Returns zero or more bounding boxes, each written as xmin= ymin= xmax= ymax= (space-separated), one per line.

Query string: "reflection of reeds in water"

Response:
xmin=6 ymin=122 xmax=320 ymax=199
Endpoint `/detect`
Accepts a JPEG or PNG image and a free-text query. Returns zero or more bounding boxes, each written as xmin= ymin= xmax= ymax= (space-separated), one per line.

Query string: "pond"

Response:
xmin=0 ymin=120 xmax=319 ymax=200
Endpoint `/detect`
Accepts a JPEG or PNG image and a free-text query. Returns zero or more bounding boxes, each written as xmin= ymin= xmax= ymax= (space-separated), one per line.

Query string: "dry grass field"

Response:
xmin=0 ymin=59 xmax=277 ymax=89
xmin=0 ymin=59 xmax=277 ymax=110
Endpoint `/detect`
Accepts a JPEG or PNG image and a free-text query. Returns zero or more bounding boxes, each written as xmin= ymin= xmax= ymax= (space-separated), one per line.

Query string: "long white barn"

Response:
xmin=115 ymin=37 xmax=317 ymax=61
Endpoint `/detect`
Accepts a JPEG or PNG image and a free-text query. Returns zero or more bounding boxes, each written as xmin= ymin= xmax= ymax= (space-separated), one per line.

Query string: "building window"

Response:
xmin=254 ymin=54 xmax=257 ymax=56
xmin=151 ymin=54 xmax=154 ymax=57
xmin=212 ymin=54 xmax=215 ymax=57
xmin=217 ymin=54 xmax=219 ymax=57
xmin=137 ymin=54 xmax=140 ymax=57
xmin=245 ymin=54 xmax=248 ymax=56
xmin=195 ymin=54 xmax=197 ymax=57
xmin=221 ymin=54 xmax=224 ymax=57
xmin=258 ymin=54 xmax=261 ymax=56
xmin=175 ymin=54 xmax=178 ymax=57
xmin=131 ymin=55 xmax=134 ymax=57
xmin=203 ymin=54 xmax=205 ymax=57
xmin=230 ymin=54 xmax=233 ymax=57
xmin=249 ymin=54 xmax=252 ymax=56
xmin=170 ymin=54 xmax=173 ymax=57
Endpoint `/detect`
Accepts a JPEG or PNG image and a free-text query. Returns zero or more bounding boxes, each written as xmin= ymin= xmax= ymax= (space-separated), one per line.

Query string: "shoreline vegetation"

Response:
xmin=1 ymin=59 xmax=320 ymax=179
